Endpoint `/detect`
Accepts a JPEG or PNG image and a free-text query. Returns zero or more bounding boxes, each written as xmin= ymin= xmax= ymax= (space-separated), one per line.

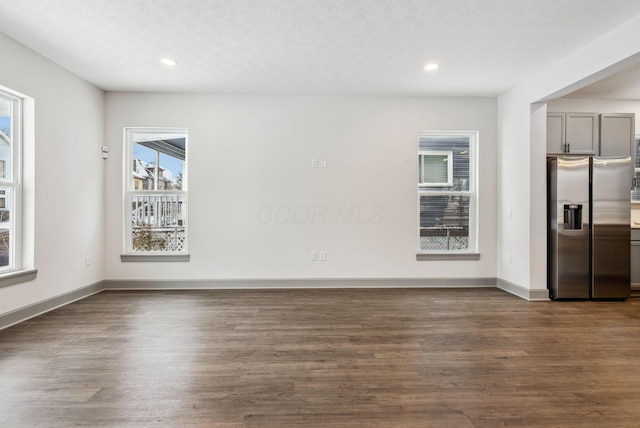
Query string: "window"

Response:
xmin=0 ymin=90 xmax=22 ymax=271
xmin=419 ymin=151 xmax=453 ymax=186
xmin=632 ymin=135 xmax=640 ymax=202
xmin=124 ymin=128 xmax=188 ymax=255
xmin=418 ymin=131 xmax=477 ymax=254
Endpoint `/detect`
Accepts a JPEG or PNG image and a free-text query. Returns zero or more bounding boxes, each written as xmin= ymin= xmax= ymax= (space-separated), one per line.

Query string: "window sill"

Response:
xmin=0 ymin=269 xmax=38 ymax=288
xmin=416 ymin=253 xmax=480 ymax=261
xmin=120 ymin=254 xmax=190 ymax=262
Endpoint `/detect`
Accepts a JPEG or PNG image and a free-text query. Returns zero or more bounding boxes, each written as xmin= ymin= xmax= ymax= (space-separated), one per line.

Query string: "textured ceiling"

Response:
xmin=1 ymin=0 xmax=640 ymax=96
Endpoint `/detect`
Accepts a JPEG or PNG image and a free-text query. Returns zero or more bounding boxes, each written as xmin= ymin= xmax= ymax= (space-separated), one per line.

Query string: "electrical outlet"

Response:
xmin=319 ymin=251 xmax=327 ymax=261
xmin=311 ymin=251 xmax=317 ymax=261
xmin=85 ymin=255 xmax=92 ymax=266
xmin=320 ymin=158 xmax=327 ymax=168
xmin=507 ymin=208 xmax=512 ymax=219
xmin=311 ymin=159 xmax=318 ymax=168
xmin=507 ymin=253 xmax=512 ymax=264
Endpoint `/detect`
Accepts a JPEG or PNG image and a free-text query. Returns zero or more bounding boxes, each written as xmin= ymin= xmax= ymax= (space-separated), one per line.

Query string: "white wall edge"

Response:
xmin=497 ymin=277 xmax=549 ymax=301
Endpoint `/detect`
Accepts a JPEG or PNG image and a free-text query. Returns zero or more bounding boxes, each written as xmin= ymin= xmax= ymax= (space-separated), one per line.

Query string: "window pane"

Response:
xmin=131 ymin=132 xmax=186 ymax=191
xmin=0 ymin=93 xmax=13 ymax=269
xmin=132 ymin=143 xmax=157 ymax=190
xmin=0 ymin=97 xmax=11 ymax=181
xmin=419 ymin=136 xmax=469 ymax=192
xmin=132 ymin=144 xmax=184 ymax=190
xmin=0 ymin=187 xmax=11 ymax=267
xmin=159 ymin=152 xmax=183 ymax=191
xmin=131 ymin=194 xmax=186 ymax=252
xmin=419 ymin=194 xmax=470 ymax=251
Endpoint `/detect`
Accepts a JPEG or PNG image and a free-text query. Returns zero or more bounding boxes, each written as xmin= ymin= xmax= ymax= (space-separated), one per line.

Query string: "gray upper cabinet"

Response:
xmin=547 ymin=112 xmax=635 ymax=158
xmin=546 ymin=113 xmax=565 ymax=154
xmin=599 ymin=113 xmax=634 ymax=157
xmin=547 ymin=112 xmax=599 ymax=154
xmin=566 ymin=113 xmax=599 ymax=154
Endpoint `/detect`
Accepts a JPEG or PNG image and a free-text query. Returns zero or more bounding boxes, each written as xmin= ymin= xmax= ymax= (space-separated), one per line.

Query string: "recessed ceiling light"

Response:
xmin=424 ymin=63 xmax=439 ymax=72
xmin=160 ymin=58 xmax=177 ymax=66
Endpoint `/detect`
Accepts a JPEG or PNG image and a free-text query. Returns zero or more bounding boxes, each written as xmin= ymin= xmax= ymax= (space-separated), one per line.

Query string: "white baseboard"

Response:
xmin=103 ymin=277 xmax=498 ymax=290
xmin=0 ymin=281 xmax=105 ymax=331
xmin=497 ymin=278 xmax=550 ymax=301
xmin=5 ymin=277 xmax=552 ymax=331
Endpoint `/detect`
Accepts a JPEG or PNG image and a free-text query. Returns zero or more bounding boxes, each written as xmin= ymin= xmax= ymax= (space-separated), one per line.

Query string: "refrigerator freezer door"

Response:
xmin=548 ymin=156 xmax=590 ymax=299
xmin=592 ymin=157 xmax=631 ymax=299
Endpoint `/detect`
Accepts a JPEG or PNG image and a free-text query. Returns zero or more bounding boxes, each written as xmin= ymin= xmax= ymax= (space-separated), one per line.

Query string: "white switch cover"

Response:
xmin=311 ymin=251 xmax=318 ymax=261
xmin=319 ymin=251 xmax=327 ymax=261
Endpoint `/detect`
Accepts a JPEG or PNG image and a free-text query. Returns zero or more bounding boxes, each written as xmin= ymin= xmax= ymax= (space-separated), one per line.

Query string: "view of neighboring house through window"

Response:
xmin=418 ymin=131 xmax=477 ymax=253
xmin=0 ymin=90 xmax=21 ymax=270
xmin=125 ymin=128 xmax=187 ymax=253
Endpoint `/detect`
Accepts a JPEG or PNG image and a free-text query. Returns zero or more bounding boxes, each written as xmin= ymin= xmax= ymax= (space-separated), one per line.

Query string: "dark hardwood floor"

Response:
xmin=2 ymin=288 xmax=640 ymax=427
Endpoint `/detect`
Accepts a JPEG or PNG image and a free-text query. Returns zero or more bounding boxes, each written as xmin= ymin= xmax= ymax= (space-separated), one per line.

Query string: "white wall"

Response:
xmin=497 ymin=14 xmax=640 ymax=297
xmin=105 ymin=94 xmax=497 ymax=281
xmin=0 ymin=33 xmax=105 ymax=315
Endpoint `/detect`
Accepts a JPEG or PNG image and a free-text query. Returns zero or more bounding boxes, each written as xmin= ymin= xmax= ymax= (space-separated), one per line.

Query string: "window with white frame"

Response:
xmin=419 ymin=150 xmax=453 ymax=186
xmin=124 ymin=128 xmax=187 ymax=254
xmin=0 ymin=90 xmax=22 ymax=271
xmin=418 ymin=131 xmax=477 ymax=253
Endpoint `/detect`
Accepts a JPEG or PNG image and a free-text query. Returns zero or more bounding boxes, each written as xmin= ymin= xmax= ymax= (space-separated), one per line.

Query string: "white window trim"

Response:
xmin=418 ymin=150 xmax=453 ymax=187
xmin=0 ymin=89 xmax=23 ymax=274
xmin=122 ymin=127 xmax=189 ymax=259
xmin=0 ymin=85 xmax=35 ymax=285
xmin=417 ymin=131 xmax=479 ymax=257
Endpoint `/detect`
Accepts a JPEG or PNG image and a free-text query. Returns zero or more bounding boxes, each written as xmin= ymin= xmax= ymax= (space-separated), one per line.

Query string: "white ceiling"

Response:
xmin=1 ymin=0 xmax=640 ymax=96
xmin=566 ymin=62 xmax=640 ymax=100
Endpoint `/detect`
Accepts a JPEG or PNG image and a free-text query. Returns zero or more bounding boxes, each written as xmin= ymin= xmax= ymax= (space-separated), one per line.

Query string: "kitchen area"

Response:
xmin=546 ymin=89 xmax=640 ymax=298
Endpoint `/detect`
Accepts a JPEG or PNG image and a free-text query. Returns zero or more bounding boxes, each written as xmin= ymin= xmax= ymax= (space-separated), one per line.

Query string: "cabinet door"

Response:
xmin=600 ymin=113 xmax=634 ymax=157
xmin=546 ymin=113 xmax=565 ymax=153
xmin=565 ymin=113 xmax=598 ymax=154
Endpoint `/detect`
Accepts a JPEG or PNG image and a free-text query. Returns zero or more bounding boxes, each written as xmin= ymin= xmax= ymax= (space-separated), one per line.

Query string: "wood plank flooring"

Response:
xmin=2 ymin=288 xmax=640 ymax=427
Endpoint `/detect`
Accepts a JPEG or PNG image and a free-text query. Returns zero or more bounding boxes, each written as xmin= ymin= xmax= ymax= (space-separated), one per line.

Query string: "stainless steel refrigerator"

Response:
xmin=547 ymin=156 xmax=631 ymax=299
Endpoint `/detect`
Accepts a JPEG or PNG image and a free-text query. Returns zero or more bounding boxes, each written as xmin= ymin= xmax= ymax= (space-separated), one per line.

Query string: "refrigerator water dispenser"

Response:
xmin=563 ymin=204 xmax=582 ymax=230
